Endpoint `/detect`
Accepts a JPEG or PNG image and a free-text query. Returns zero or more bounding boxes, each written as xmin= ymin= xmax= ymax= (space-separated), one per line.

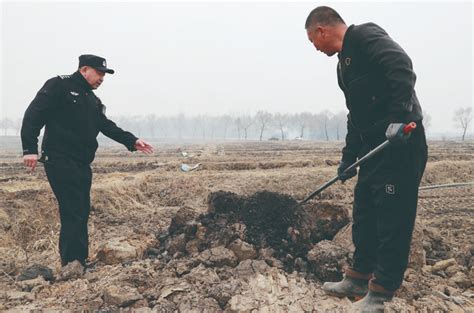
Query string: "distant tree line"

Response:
xmin=1 ymin=107 xmax=471 ymax=140
xmin=110 ymin=110 xmax=348 ymax=141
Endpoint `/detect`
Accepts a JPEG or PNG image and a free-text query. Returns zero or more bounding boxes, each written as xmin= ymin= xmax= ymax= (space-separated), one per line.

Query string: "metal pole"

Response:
xmin=419 ymin=182 xmax=474 ymax=191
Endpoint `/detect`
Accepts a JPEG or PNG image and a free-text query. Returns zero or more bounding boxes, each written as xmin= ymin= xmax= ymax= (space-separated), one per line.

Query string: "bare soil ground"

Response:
xmin=0 ymin=138 xmax=473 ymax=312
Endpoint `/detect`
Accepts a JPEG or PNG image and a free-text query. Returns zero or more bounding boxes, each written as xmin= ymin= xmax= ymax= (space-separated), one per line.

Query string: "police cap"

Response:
xmin=78 ymin=54 xmax=115 ymax=74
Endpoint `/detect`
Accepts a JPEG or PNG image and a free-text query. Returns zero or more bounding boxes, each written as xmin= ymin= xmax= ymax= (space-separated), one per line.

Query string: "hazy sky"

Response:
xmin=1 ymin=1 xmax=472 ymax=133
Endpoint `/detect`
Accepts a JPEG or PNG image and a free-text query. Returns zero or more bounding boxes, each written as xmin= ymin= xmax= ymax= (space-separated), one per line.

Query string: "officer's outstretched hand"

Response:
xmin=386 ymin=123 xmax=410 ymax=145
xmin=337 ymin=160 xmax=357 ymax=183
xmin=135 ymin=139 xmax=154 ymax=154
xmin=23 ymin=154 xmax=38 ymax=171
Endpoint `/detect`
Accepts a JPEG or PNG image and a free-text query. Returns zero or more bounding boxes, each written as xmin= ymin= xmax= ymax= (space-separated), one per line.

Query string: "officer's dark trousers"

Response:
xmin=351 ymin=123 xmax=428 ymax=291
xmin=44 ymin=157 xmax=92 ymax=266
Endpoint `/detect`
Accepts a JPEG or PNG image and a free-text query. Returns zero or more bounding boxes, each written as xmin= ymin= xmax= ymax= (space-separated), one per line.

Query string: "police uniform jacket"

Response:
xmin=338 ymin=23 xmax=423 ymax=163
xmin=21 ymin=71 xmax=138 ymax=164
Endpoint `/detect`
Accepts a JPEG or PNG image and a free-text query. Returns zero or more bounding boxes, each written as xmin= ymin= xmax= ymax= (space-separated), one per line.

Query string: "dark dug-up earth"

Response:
xmin=0 ymin=138 xmax=473 ymax=312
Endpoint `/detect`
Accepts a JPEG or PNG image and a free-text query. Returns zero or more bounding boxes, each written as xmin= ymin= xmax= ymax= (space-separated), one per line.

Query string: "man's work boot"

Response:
xmin=322 ymin=268 xmax=372 ymax=298
xmin=352 ymin=279 xmax=394 ymax=313
xmin=57 ymin=260 xmax=85 ymax=281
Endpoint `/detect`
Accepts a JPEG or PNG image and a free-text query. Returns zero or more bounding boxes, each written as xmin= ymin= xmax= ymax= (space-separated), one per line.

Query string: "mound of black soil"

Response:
xmin=158 ymin=190 xmax=349 ymax=274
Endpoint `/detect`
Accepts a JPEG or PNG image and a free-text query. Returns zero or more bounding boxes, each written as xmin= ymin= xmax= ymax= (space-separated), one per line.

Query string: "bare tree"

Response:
xmin=240 ymin=114 xmax=253 ymax=140
xmin=256 ymin=111 xmax=272 ymax=141
xmin=295 ymin=112 xmax=313 ymax=138
xmin=453 ymin=107 xmax=472 ymax=141
xmin=275 ymin=113 xmax=289 ymax=140
xmin=196 ymin=115 xmax=214 ymax=140
xmin=234 ymin=117 xmax=242 ymax=139
xmin=219 ymin=114 xmax=232 ymax=139
xmin=14 ymin=118 xmax=22 ymax=136
xmin=0 ymin=117 xmax=14 ymax=136
xmin=196 ymin=115 xmax=207 ymax=139
xmin=423 ymin=112 xmax=432 ymax=131
xmin=317 ymin=111 xmax=333 ymax=141
xmin=208 ymin=116 xmax=217 ymax=139
xmin=330 ymin=111 xmax=347 ymax=140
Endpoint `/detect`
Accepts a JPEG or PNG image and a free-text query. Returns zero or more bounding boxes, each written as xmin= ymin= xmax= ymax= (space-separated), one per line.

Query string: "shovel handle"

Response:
xmin=298 ymin=121 xmax=417 ymax=206
xmin=403 ymin=122 xmax=417 ymax=135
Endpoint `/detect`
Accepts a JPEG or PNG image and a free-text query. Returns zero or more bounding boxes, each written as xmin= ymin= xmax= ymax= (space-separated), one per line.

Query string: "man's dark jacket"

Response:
xmin=337 ymin=23 xmax=423 ymax=162
xmin=21 ymin=71 xmax=138 ymax=164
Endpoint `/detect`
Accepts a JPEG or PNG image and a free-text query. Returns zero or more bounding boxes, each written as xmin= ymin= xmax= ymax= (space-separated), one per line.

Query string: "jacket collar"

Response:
xmin=339 ymin=24 xmax=355 ymax=58
xmin=71 ymin=71 xmax=93 ymax=91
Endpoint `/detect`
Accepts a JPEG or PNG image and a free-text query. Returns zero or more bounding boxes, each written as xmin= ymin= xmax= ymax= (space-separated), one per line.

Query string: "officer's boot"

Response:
xmin=351 ymin=279 xmax=394 ymax=313
xmin=322 ymin=268 xmax=372 ymax=298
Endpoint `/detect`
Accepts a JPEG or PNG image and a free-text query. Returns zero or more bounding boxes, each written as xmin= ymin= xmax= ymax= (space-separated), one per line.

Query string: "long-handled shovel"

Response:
xmin=298 ymin=122 xmax=417 ymax=206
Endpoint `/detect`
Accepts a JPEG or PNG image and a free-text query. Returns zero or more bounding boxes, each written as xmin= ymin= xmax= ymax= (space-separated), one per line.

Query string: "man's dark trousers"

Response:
xmin=351 ymin=122 xmax=428 ymax=291
xmin=44 ymin=157 xmax=92 ymax=266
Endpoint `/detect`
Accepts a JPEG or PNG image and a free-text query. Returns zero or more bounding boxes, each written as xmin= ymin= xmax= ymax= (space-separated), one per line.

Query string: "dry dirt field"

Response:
xmin=0 ymin=138 xmax=473 ymax=312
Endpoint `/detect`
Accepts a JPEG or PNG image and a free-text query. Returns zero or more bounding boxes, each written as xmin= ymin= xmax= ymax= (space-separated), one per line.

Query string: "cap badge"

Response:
xmin=103 ymin=61 xmax=106 ymax=67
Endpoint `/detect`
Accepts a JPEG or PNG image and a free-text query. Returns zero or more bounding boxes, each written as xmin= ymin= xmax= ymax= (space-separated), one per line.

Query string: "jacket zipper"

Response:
xmin=338 ymin=61 xmax=347 ymax=91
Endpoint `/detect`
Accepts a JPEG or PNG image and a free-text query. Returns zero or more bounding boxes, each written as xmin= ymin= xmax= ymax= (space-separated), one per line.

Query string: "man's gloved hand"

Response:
xmin=337 ymin=161 xmax=357 ymax=183
xmin=385 ymin=123 xmax=410 ymax=144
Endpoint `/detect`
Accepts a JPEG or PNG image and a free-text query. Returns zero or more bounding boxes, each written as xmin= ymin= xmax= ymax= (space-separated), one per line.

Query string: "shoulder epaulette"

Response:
xmin=58 ymin=75 xmax=71 ymax=80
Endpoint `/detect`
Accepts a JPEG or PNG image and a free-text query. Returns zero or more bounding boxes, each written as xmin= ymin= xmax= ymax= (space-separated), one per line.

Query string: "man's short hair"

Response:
xmin=305 ymin=6 xmax=345 ymax=29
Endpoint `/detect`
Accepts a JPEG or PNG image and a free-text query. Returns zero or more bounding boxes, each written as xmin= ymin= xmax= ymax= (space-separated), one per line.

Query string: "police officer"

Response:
xmin=21 ymin=54 xmax=153 ymax=271
xmin=305 ymin=7 xmax=428 ymax=311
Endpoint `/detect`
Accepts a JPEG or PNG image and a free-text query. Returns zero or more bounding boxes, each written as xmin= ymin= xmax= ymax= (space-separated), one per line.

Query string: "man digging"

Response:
xmin=304 ymin=6 xmax=427 ymax=312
